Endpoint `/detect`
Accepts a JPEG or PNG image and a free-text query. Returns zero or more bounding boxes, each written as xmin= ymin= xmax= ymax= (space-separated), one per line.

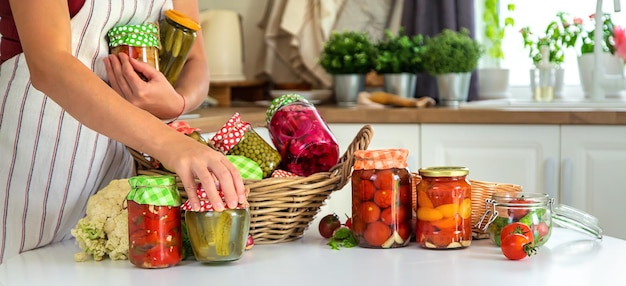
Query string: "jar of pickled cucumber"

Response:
xmin=415 ymin=166 xmax=472 ymax=249
xmin=210 ymin=113 xmax=281 ymax=178
xmin=107 ymin=23 xmax=161 ymax=70
xmin=126 ymin=175 xmax=182 ymax=268
xmin=159 ymin=9 xmax=200 ymax=85
xmin=181 ymin=184 xmax=250 ymax=263
xmin=266 ymin=94 xmax=340 ymax=176
xmin=351 ymin=149 xmax=412 ymax=248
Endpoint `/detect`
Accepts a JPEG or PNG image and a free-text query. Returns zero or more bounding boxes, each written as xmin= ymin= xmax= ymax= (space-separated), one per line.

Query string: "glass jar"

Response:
xmin=107 ymin=24 xmax=160 ymax=70
xmin=159 ymin=9 xmax=200 ymax=85
xmin=477 ymin=191 xmax=603 ymax=247
xmin=182 ymin=184 xmax=250 ymax=263
xmin=126 ymin=175 xmax=182 ymax=268
xmin=266 ymin=94 xmax=340 ymax=176
xmin=210 ymin=113 xmax=281 ymax=178
xmin=351 ymin=149 xmax=412 ymax=248
xmin=416 ymin=166 xmax=472 ymax=249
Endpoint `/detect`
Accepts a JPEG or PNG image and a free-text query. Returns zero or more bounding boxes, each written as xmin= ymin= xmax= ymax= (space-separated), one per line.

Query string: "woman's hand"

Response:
xmin=161 ymin=134 xmax=247 ymax=212
xmin=104 ymin=53 xmax=184 ymax=120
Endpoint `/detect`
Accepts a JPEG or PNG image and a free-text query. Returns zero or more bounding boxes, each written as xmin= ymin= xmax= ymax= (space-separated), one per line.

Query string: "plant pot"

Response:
xmin=436 ymin=72 xmax=472 ymax=107
xmin=333 ymin=74 xmax=365 ymax=107
xmin=478 ymin=68 xmax=510 ymax=100
xmin=577 ymin=53 xmax=626 ymax=98
xmin=383 ymin=73 xmax=417 ymax=98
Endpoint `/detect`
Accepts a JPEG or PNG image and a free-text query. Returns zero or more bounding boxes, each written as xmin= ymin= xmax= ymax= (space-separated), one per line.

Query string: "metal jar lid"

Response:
xmin=418 ymin=166 xmax=469 ymax=177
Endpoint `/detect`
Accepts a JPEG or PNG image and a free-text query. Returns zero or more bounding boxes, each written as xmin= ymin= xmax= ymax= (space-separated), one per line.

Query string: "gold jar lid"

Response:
xmin=418 ymin=166 xmax=469 ymax=177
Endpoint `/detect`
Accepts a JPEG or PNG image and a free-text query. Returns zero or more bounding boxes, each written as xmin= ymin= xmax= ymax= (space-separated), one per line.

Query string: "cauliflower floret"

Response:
xmin=71 ymin=179 xmax=130 ymax=262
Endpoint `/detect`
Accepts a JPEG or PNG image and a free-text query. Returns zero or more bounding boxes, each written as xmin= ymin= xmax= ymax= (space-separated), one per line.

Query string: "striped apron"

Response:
xmin=0 ymin=0 xmax=172 ymax=264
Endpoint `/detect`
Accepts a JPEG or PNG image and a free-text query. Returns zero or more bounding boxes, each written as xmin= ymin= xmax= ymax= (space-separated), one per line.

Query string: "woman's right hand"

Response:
xmin=160 ymin=133 xmax=247 ymax=211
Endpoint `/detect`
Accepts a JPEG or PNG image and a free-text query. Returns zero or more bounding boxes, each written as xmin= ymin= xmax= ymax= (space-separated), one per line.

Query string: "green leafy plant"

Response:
xmin=373 ymin=28 xmax=425 ymax=74
xmin=483 ymin=0 xmax=515 ymax=64
xmin=519 ymin=12 xmax=578 ymax=66
xmin=567 ymin=12 xmax=616 ymax=55
xmin=421 ymin=28 xmax=483 ymax=75
xmin=319 ymin=30 xmax=376 ymax=74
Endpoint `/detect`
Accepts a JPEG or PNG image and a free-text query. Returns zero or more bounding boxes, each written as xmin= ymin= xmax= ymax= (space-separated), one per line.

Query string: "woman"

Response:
xmin=0 ymin=0 xmax=246 ymax=264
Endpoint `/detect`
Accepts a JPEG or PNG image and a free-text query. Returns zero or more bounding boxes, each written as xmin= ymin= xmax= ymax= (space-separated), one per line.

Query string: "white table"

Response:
xmin=1 ymin=227 xmax=624 ymax=286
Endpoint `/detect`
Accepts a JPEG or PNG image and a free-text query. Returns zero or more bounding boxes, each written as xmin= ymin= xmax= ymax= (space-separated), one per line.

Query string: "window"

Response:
xmin=480 ymin=0 xmax=626 ymax=97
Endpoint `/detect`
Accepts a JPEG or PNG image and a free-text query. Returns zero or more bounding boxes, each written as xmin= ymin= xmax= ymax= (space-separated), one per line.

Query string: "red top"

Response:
xmin=0 ymin=0 xmax=85 ymax=63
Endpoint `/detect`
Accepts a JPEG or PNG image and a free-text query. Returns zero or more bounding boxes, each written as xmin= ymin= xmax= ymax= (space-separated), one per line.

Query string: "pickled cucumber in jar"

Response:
xmin=159 ymin=9 xmax=200 ymax=85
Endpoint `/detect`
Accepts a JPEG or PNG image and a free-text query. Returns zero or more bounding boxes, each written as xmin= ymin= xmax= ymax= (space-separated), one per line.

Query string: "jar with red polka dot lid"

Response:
xmin=210 ymin=113 xmax=281 ymax=178
xmin=351 ymin=149 xmax=412 ymax=248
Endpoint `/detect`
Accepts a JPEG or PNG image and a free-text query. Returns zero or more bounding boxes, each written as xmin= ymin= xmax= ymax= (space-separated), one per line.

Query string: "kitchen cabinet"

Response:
xmin=309 ymin=123 xmax=420 ymax=234
xmin=561 ymin=125 xmax=626 ymax=239
xmin=421 ymin=124 xmax=561 ymax=199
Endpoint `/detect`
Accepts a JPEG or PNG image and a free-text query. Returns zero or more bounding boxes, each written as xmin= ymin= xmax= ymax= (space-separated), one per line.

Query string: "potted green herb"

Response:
xmin=421 ymin=28 xmax=483 ymax=106
xmin=479 ymin=0 xmax=515 ymax=100
xmin=374 ymin=28 xmax=425 ymax=98
xmin=319 ymin=31 xmax=375 ymax=106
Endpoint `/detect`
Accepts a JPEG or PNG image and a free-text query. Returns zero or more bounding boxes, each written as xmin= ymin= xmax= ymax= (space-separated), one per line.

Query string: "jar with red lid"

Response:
xmin=351 ymin=149 xmax=412 ymax=248
xmin=266 ymin=94 xmax=339 ymax=176
xmin=126 ymin=175 xmax=182 ymax=268
xmin=415 ymin=166 xmax=472 ymax=249
xmin=107 ymin=24 xmax=160 ymax=70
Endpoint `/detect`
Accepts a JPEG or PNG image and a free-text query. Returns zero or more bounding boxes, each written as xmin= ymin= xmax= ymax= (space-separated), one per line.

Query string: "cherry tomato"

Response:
xmin=500 ymin=222 xmax=534 ymax=244
xmin=374 ymin=189 xmax=392 ymax=208
xmin=364 ymin=221 xmax=391 ymax=246
xmin=501 ymin=233 xmax=537 ymax=260
xmin=356 ymin=180 xmax=376 ymax=201
xmin=373 ymin=169 xmax=396 ymax=190
xmin=318 ymin=213 xmax=341 ymax=239
xmin=398 ymin=185 xmax=412 ymax=205
xmin=507 ymin=199 xmax=532 ymax=219
xmin=344 ymin=216 xmax=353 ymax=229
xmin=360 ymin=201 xmax=381 ymax=223
xmin=380 ymin=205 xmax=409 ymax=225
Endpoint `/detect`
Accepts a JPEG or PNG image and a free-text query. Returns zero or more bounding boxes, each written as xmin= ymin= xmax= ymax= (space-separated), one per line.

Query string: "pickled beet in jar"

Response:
xmin=107 ymin=24 xmax=161 ymax=70
xmin=351 ymin=149 xmax=412 ymax=248
xmin=266 ymin=94 xmax=339 ymax=176
xmin=126 ymin=175 xmax=183 ymax=268
xmin=416 ymin=166 xmax=472 ymax=249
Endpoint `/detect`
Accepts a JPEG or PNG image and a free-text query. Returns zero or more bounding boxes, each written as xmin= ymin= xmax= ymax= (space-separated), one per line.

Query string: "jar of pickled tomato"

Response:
xmin=416 ymin=166 xmax=472 ymax=249
xmin=210 ymin=113 xmax=281 ymax=178
xmin=126 ymin=175 xmax=182 ymax=268
xmin=351 ymin=149 xmax=412 ymax=248
xmin=107 ymin=23 xmax=160 ymax=70
xmin=159 ymin=9 xmax=200 ymax=85
xmin=181 ymin=184 xmax=250 ymax=263
xmin=266 ymin=94 xmax=339 ymax=176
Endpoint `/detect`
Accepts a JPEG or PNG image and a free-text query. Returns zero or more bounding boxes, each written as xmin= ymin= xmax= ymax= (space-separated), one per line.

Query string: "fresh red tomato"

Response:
xmin=344 ymin=216 xmax=353 ymax=229
xmin=500 ymin=222 xmax=534 ymax=244
xmin=318 ymin=213 xmax=341 ymax=239
xmin=501 ymin=233 xmax=537 ymax=260
xmin=507 ymin=199 xmax=532 ymax=219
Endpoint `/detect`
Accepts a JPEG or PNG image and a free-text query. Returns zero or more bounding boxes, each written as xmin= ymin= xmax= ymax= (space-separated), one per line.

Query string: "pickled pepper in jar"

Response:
xmin=266 ymin=94 xmax=340 ymax=176
xmin=416 ymin=166 xmax=472 ymax=249
xmin=210 ymin=113 xmax=281 ymax=178
xmin=126 ymin=175 xmax=182 ymax=268
xmin=107 ymin=24 xmax=160 ymax=70
xmin=351 ymin=149 xmax=412 ymax=248
xmin=159 ymin=9 xmax=200 ymax=85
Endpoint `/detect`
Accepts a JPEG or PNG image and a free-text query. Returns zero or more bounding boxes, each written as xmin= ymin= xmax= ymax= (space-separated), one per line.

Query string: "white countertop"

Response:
xmin=1 ymin=227 xmax=624 ymax=286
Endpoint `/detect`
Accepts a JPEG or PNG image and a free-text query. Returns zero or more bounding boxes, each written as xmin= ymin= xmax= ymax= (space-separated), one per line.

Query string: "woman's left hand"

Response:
xmin=104 ymin=52 xmax=184 ymax=120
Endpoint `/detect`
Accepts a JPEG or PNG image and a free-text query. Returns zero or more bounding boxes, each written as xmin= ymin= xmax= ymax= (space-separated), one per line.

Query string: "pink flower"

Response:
xmin=573 ymin=17 xmax=583 ymax=25
xmin=613 ymin=25 xmax=626 ymax=60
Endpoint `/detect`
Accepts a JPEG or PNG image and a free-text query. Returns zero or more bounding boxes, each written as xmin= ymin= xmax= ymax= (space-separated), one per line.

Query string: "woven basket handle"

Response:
xmin=328 ymin=124 xmax=374 ymax=190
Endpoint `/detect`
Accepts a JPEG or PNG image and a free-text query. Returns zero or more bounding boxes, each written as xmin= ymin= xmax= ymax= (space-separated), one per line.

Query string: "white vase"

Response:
xmin=577 ymin=53 xmax=626 ymax=98
xmin=529 ymin=68 xmax=565 ymax=99
xmin=478 ymin=68 xmax=511 ymax=100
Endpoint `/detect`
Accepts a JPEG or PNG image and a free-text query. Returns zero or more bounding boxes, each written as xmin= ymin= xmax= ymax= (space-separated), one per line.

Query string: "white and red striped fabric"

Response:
xmin=0 ymin=0 xmax=172 ymax=264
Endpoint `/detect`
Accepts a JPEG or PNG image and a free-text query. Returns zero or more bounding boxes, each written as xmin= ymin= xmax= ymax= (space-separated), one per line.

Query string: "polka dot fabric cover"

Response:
xmin=210 ymin=113 xmax=251 ymax=153
xmin=181 ymin=184 xmax=248 ymax=212
xmin=107 ymin=23 xmax=160 ymax=48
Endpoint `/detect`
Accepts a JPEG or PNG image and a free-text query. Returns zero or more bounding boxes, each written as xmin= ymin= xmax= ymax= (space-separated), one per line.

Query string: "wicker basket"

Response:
xmin=129 ymin=124 xmax=374 ymax=244
xmin=469 ymin=179 xmax=522 ymax=238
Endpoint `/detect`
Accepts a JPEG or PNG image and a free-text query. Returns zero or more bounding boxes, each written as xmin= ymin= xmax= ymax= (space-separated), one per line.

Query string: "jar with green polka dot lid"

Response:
xmin=210 ymin=113 xmax=281 ymax=178
xmin=266 ymin=93 xmax=339 ymax=176
xmin=107 ymin=23 xmax=161 ymax=70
